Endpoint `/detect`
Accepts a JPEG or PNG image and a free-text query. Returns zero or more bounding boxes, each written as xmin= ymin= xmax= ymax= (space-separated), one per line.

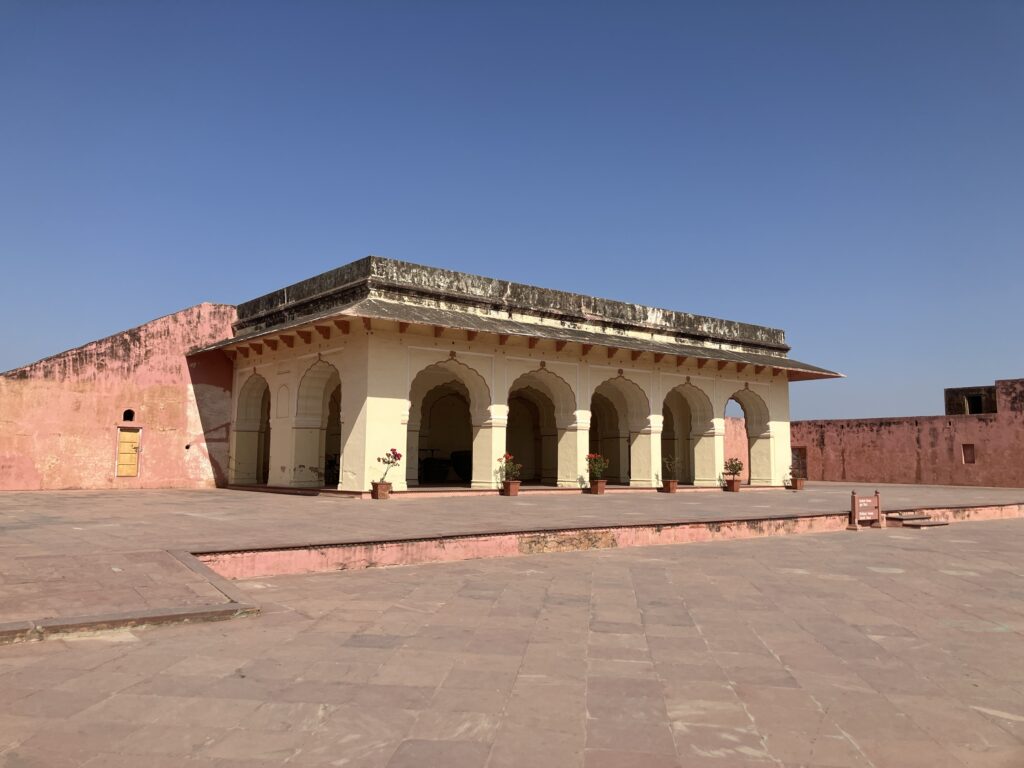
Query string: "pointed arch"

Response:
xmin=509 ymin=367 xmax=577 ymax=428
xmin=727 ymin=386 xmax=772 ymax=485
xmin=410 ymin=358 xmax=491 ymax=425
xmin=729 ymin=387 xmax=770 ymax=437
xmin=590 ymin=374 xmax=651 ymax=484
xmin=232 ymin=373 xmax=271 ymax=485
xmin=292 ymin=359 xmax=343 ymax=487
xmin=237 ymin=373 xmax=270 ymax=430
xmin=408 ymin=357 xmax=491 ymax=487
xmin=662 ymin=381 xmax=715 ymax=485
xmin=296 ymin=360 xmax=341 ymax=428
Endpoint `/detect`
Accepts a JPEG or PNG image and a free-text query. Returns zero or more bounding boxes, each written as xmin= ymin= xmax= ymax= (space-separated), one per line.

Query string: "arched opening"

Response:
xmin=507 ymin=389 xmax=550 ymax=484
xmin=726 ymin=388 xmax=772 ymax=485
xmin=589 ymin=376 xmax=650 ymax=485
xmin=293 ymin=360 xmax=343 ymax=488
xmin=122 ymin=409 xmax=135 ymax=422
xmin=408 ymin=359 xmax=490 ymax=487
xmin=507 ymin=368 xmax=575 ymax=486
xmin=419 ymin=384 xmax=473 ymax=484
xmin=233 ymin=374 xmax=271 ymax=485
xmin=324 ymin=385 xmax=341 ymax=486
xmin=662 ymin=382 xmax=715 ymax=485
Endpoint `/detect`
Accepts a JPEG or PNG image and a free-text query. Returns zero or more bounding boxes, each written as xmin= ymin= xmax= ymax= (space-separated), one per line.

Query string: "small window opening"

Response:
xmin=965 ymin=395 xmax=984 ymax=415
xmin=962 ymin=444 xmax=976 ymax=465
xmin=122 ymin=409 xmax=135 ymax=422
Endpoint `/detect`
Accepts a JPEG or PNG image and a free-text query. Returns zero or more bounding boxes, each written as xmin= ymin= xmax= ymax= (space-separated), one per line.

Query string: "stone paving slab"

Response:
xmin=1 ymin=519 xmax=1023 ymax=766
xmin=0 ymin=550 xmax=229 ymax=624
xmin=2 ymin=482 xmax=1023 ymax=555
xmin=1 ymin=482 xmax=1023 ymax=638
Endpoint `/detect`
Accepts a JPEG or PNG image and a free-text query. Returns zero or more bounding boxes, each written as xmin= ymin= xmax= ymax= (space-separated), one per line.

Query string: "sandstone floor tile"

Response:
xmin=585 ymin=718 xmax=677 ymax=754
xmin=385 ymin=739 xmax=491 ymax=768
xmin=582 ymin=748 xmax=682 ymax=767
xmin=486 ymin=722 xmax=584 ymax=768
xmin=409 ymin=710 xmax=500 ymax=743
xmin=670 ymin=722 xmax=772 ymax=762
xmin=202 ymin=728 xmax=308 ymax=761
xmin=430 ymin=686 xmax=510 ymax=714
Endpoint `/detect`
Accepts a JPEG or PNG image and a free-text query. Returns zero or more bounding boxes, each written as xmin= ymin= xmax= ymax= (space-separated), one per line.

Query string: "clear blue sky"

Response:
xmin=1 ymin=1 xmax=1021 ymax=419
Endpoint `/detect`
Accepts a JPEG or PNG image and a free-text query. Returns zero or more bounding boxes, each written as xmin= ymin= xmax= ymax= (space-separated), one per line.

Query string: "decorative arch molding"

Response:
xmin=666 ymin=381 xmax=715 ymax=436
xmin=410 ymin=357 xmax=492 ymax=425
xmin=509 ymin=367 xmax=577 ymax=428
xmin=236 ymin=373 xmax=270 ymax=431
xmin=295 ymin=360 xmax=342 ymax=428
xmin=728 ymin=387 xmax=771 ymax=438
xmin=592 ymin=374 xmax=651 ymax=433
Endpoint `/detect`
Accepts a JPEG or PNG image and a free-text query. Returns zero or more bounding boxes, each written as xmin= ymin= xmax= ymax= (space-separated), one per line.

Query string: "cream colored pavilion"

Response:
xmin=200 ymin=257 xmax=839 ymax=492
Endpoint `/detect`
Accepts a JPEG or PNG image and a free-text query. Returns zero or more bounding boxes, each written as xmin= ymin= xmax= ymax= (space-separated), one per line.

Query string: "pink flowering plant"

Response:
xmin=497 ymin=453 xmax=522 ymax=481
xmin=376 ymin=448 xmax=402 ymax=483
xmin=586 ymin=453 xmax=610 ymax=480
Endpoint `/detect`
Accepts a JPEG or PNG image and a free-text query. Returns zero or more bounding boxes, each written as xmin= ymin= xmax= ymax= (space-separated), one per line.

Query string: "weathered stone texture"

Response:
xmin=234 ymin=256 xmax=789 ymax=350
xmin=791 ymin=378 xmax=1024 ymax=488
xmin=0 ymin=303 xmax=237 ymax=490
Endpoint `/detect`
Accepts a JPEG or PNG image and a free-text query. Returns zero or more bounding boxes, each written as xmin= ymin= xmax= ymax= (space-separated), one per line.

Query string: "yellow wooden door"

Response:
xmin=116 ymin=428 xmax=141 ymax=477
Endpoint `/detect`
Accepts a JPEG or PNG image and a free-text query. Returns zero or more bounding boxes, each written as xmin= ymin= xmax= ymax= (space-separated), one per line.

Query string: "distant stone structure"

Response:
xmin=0 ymin=257 xmax=839 ymax=491
xmin=791 ymin=378 xmax=1024 ymax=488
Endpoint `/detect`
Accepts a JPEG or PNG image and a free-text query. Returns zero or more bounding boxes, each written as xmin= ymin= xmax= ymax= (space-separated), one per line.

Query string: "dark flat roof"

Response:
xmin=235 ymin=256 xmax=789 ymax=353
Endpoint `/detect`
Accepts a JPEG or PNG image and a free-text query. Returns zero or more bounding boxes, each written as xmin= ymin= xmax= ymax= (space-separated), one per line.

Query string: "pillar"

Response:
xmin=471 ymin=404 xmax=508 ymax=489
xmin=629 ymin=414 xmax=662 ymax=487
xmin=557 ymin=410 xmax=590 ymax=488
xmin=692 ymin=420 xmax=724 ymax=487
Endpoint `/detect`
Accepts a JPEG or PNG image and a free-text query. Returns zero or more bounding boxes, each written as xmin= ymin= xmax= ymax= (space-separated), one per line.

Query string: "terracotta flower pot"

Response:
xmin=588 ymin=479 xmax=606 ymax=495
xmin=371 ymin=481 xmax=392 ymax=500
xmin=790 ymin=477 xmax=805 ymax=491
xmin=724 ymin=478 xmax=741 ymax=493
xmin=661 ymin=480 xmax=678 ymax=494
xmin=500 ymin=480 xmax=521 ymax=497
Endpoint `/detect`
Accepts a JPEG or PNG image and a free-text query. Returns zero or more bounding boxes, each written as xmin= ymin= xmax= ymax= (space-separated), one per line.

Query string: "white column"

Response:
xmin=693 ymin=420 xmax=725 ymax=487
xmin=557 ymin=410 xmax=590 ymax=488
xmin=471 ymin=404 xmax=508 ymax=489
xmin=629 ymin=414 xmax=662 ymax=487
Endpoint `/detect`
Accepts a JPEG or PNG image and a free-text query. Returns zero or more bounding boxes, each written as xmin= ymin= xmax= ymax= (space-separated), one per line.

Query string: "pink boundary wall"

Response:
xmin=0 ymin=304 xmax=237 ymax=490
xmin=724 ymin=416 xmax=751 ymax=483
xmin=198 ymin=502 xmax=1024 ymax=580
xmin=791 ymin=379 xmax=1024 ymax=488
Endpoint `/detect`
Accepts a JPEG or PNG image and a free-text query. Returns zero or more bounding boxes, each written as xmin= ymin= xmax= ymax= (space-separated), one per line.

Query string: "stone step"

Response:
xmin=886 ymin=512 xmax=932 ymax=521
xmin=902 ymin=519 xmax=950 ymax=528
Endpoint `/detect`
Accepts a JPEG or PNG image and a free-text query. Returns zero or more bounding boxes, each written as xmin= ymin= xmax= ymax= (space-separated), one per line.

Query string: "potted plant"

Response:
xmin=586 ymin=453 xmax=609 ymax=494
xmin=661 ymin=454 xmax=678 ymax=493
xmin=788 ymin=465 xmax=805 ymax=491
xmin=497 ymin=453 xmax=522 ymax=496
xmin=371 ymin=448 xmax=402 ymax=499
xmin=723 ymin=457 xmax=743 ymax=492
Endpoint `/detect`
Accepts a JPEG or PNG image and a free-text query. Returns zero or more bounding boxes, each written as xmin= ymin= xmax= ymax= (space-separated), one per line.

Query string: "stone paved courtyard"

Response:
xmin=2 ymin=482 xmax=1024 ymax=624
xmin=2 ymin=511 xmax=1024 ymax=766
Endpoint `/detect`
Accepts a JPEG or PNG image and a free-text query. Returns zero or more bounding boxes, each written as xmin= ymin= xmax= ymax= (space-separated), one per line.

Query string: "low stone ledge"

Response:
xmin=0 ymin=620 xmax=36 ymax=644
xmin=0 ymin=550 xmax=261 ymax=646
xmin=34 ymin=604 xmax=247 ymax=639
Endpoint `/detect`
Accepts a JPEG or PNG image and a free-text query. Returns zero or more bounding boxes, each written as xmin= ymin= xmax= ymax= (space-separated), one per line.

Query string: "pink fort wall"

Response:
xmin=0 ymin=304 xmax=237 ymax=490
xmin=791 ymin=379 xmax=1024 ymax=488
xmin=723 ymin=416 xmax=751 ymax=483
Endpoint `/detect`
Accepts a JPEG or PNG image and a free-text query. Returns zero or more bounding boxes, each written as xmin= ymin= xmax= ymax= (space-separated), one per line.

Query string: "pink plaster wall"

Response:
xmin=199 ymin=513 xmax=851 ymax=580
xmin=723 ymin=416 xmax=751 ymax=483
xmin=0 ymin=304 xmax=237 ymax=490
xmin=791 ymin=379 xmax=1024 ymax=488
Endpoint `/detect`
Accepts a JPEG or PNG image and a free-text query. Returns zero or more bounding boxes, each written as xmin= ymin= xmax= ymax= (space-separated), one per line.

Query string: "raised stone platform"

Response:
xmin=2 ymin=482 xmax=1024 ymax=643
